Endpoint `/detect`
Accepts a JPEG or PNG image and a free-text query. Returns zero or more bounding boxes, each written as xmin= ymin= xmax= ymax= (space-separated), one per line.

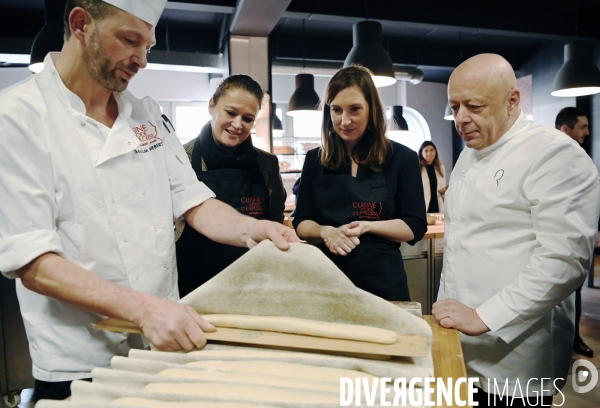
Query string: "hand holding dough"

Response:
xmin=202 ymin=314 xmax=397 ymax=344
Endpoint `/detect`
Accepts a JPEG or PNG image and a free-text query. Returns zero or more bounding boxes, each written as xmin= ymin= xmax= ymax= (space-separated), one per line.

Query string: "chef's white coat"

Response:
xmin=0 ymin=54 xmax=215 ymax=381
xmin=439 ymin=112 xmax=600 ymax=395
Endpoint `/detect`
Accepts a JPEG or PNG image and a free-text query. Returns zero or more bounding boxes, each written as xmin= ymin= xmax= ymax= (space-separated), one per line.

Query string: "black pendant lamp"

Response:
xmin=272 ymin=103 xmax=284 ymax=137
xmin=287 ymin=74 xmax=321 ymax=116
xmin=390 ymin=106 xmax=409 ymax=131
xmin=344 ymin=21 xmax=396 ymax=88
xmin=444 ymin=105 xmax=453 ymax=120
xmin=29 ymin=0 xmax=65 ymax=73
xmin=551 ymin=42 xmax=600 ymax=97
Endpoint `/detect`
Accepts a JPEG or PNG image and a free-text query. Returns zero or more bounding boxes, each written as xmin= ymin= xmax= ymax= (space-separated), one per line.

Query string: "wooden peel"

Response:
xmin=94 ymin=317 xmax=428 ymax=358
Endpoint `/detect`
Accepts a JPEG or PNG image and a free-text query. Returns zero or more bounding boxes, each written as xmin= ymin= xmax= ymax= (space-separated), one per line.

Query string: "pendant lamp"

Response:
xmin=344 ymin=21 xmax=396 ymax=88
xmin=551 ymin=42 xmax=600 ymax=97
xmin=390 ymin=106 xmax=409 ymax=131
xmin=29 ymin=0 xmax=65 ymax=73
xmin=286 ymin=74 xmax=321 ymax=116
xmin=444 ymin=105 xmax=453 ymax=120
xmin=272 ymin=103 xmax=284 ymax=137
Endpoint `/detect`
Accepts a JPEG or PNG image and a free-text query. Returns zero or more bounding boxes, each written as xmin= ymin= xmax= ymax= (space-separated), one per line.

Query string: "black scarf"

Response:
xmin=192 ymin=121 xmax=259 ymax=172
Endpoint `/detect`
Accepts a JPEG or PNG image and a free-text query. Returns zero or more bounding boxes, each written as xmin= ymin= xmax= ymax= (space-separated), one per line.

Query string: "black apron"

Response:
xmin=176 ymin=143 xmax=269 ymax=298
xmin=312 ymin=166 xmax=410 ymax=301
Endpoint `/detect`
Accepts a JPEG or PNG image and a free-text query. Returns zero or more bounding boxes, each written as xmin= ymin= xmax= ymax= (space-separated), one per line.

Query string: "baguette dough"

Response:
xmin=144 ymin=382 xmax=340 ymax=405
xmin=203 ymin=314 xmax=397 ymax=344
xmin=158 ymin=368 xmax=338 ymax=393
xmin=112 ymin=398 xmax=274 ymax=407
xmin=185 ymin=360 xmax=376 ymax=383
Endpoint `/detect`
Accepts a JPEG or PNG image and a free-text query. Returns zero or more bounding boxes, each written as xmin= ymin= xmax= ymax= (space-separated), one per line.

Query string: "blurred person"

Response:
xmin=418 ymin=140 xmax=448 ymax=213
xmin=293 ymin=65 xmax=427 ymax=301
xmin=175 ymin=75 xmax=288 ymax=297
xmin=433 ymin=54 xmax=600 ymax=407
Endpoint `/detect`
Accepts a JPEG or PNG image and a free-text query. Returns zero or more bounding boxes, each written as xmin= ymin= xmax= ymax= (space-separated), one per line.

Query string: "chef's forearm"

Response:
xmin=16 ymin=252 xmax=150 ymax=323
xmin=184 ymin=197 xmax=255 ymax=248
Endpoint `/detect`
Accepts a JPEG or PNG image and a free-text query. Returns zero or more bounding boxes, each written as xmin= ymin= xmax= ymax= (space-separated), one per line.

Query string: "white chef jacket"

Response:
xmin=439 ymin=112 xmax=600 ymax=395
xmin=421 ymin=163 xmax=447 ymax=213
xmin=0 ymin=54 xmax=215 ymax=381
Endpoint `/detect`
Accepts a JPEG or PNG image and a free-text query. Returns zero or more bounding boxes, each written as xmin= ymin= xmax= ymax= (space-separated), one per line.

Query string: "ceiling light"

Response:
xmin=145 ymin=63 xmax=223 ymax=74
xmin=29 ymin=0 xmax=64 ymax=73
xmin=551 ymin=42 xmax=600 ymax=97
xmin=444 ymin=105 xmax=453 ymax=120
xmin=344 ymin=21 xmax=396 ymax=88
xmin=287 ymin=74 xmax=321 ymax=117
xmin=389 ymin=106 xmax=409 ymax=131
xmin=272 ymin=103 xmax=284 ymax=137
xmin=0 ymin=54 xmax=30 ymax=65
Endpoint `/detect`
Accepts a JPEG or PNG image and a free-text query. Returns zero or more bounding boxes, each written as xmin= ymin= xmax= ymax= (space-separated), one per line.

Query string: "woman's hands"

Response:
xmin=321 ymin=222 xmax=370 ymax=256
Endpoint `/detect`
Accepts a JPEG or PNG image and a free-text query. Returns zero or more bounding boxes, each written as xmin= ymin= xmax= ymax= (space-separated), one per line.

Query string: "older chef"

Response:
xmin=432 ymin=54 xmax=600 ymax=407
xmin=0 ymin=0 xmax=298 ymax=402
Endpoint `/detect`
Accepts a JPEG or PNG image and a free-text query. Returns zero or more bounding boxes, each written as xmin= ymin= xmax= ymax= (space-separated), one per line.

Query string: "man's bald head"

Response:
xmin=448 ymin=54 xmax=521 ymax=150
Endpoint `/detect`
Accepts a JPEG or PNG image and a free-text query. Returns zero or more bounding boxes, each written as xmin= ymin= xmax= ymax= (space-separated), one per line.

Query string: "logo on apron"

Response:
xmin=132 ymin=121 xmax=163 ymax=152
xmin=241 ymin=197 xmax=264 ymax=215
xmin=352 ymin=201 xmax=383 ymax=220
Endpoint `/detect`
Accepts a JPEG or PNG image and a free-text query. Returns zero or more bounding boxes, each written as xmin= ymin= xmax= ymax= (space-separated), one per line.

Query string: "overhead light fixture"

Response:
xmin=145 ymin=63 xmax=223 ymax=74
xmin=344 ymin=21 xmax=396 ymax=88
xmin=551 ymin=42 xmax=600 ymax=97
xmin=272 ymin=103 xmax=284 ymax=137
xmin=444 ymin=105 xmax=453 ymax=120
xmin=287 ymin=74 xmax=321 ymax=117
xmin=389 ymin=106 xmax=409 ymax=131
xmin=29 ymin=0 xmax=64 ymax=73
xmin=0 ymin=54 xmax=31 ymax=65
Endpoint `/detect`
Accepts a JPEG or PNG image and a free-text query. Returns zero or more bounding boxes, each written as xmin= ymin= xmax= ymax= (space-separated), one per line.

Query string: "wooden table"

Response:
xmin=425 ymin=315 xmax=470 ymax=408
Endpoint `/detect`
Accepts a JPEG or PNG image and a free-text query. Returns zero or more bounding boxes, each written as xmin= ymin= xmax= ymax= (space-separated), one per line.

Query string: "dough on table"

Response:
xmin=202 ymin=314 xmax=397 ymax=344
xmin=144 ymin=382 xmax=340 ymax=405
xmin=158 ymin=368 xmax=338 ymax=393
xmin=185 ymin=359 xmax=375 ymax=384
xmin=112 ymin=398 xmax=274 ymax=407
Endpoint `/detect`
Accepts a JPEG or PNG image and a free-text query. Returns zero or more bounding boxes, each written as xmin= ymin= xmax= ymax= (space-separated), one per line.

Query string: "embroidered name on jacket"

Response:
xmin=240 ymin=197 xmax=264 ymax=215
xmin=132 ymin=121 xmax=163 ymax=153
xmin=352 ymin=201 xmax=383 ymax=220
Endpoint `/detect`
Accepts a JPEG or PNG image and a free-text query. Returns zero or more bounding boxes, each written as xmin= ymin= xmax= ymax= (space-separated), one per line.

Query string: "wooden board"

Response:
xmin=94 ymin=318 xmax=428 ymax=358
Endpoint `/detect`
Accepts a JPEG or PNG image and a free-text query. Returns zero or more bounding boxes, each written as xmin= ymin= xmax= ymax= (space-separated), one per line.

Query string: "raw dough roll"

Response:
xmin=203 ymin=314 xmax=397 ymax=344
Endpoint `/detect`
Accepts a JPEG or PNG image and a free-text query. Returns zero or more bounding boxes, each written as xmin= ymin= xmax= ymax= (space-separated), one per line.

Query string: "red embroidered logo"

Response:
xmin=241 ymin=197 xmax=264 ymax=215
xmin=352 ymin=201 xmax=383 ymax=220
xmin=132 ymin=121 xmax=162 ymax=147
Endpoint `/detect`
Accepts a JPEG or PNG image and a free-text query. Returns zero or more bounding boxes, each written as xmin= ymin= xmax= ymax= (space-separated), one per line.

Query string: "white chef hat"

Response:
xmin=102 ymin=0 xmax=168 ymax=27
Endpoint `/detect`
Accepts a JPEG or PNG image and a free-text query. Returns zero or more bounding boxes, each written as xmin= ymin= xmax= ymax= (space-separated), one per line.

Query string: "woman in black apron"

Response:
xmin=176 ymin=75 xmax=287 ymax=297
xmin=293 ymin=66 xmax=427 ymax=301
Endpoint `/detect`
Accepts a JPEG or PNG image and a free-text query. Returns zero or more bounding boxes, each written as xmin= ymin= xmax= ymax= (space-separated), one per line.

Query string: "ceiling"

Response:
xmin=1 ymin=0 xmax=599 ymax=83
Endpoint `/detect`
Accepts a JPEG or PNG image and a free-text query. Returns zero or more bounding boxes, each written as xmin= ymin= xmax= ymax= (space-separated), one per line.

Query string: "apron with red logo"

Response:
xmin=312 ymin=166 xmax=409 ymax=301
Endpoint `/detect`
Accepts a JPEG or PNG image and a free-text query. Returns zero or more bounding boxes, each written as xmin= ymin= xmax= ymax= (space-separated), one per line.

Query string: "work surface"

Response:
xmin=424 ymin=315 xmax=470 ymax=408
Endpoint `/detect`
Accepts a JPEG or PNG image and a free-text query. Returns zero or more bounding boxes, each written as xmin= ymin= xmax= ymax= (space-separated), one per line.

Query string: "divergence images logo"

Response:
xmin=572 ymin=359 xmax=598 ymax=393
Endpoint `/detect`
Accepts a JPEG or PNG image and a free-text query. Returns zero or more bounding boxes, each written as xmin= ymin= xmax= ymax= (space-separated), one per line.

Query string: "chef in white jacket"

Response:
xmin=433 ymin=54 xmax=600 ymax=407
xmin=0 ymin=0 xmax=298 ymax=402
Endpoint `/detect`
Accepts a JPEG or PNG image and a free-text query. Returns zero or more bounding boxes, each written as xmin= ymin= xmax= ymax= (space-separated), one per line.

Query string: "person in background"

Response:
xmin=293 ymin=65 xmax=427 ymax=301
xmin=175 ymin=75 xmax=287 ymax=297
xmin=0 ymin=0 xmax=297 ymax=401
xmin=433 ymin=54 xmax=600 ymax=407
xmin=418 ymin=140 xmax=447 ymax=213
xmin=555 ymin=106 xmax=594 ymax=358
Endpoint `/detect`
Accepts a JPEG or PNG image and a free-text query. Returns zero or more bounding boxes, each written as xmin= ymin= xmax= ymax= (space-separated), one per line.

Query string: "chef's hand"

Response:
xmin=134 ymin=297 xmax=215 ymax=352
xmin=341 ymin=221 xmax=370 ymax=238
xmin=321 ymin=226 xmax=360 ymax=256
xmin=246 ymin=220 xmax=301 ymax=250
xmin=432 ymin=298 xmax=489 ymax=336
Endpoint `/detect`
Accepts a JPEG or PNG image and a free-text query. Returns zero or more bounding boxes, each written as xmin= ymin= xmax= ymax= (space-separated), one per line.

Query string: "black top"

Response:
xmin=293 ymin=141 xmax=427 ymax=246
xmin=426 ymin=164 xmax=439 ymax=213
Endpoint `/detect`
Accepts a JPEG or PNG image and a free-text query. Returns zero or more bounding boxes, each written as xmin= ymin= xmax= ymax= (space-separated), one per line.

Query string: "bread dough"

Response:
xmin=185 ymin=360 xmax=375 ymax=384
xmin=158 ymin=368 xmax=338 ymax=393
xmin=203 ymin=314 xmax=397 ymax=344
xmin=112 ymin=398 xmax=273 ymax=407
xmin=144 ymin=382 xmax=340 ymax=405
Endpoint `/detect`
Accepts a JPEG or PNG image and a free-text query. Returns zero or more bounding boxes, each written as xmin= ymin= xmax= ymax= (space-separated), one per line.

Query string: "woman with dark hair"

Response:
xmin=292 ymin=65 xmax=427 ymax=301
xmin=175 ymin=75 xmax=288 ymax=297
xmin=418 ymin=141 xmax=447 ymax=213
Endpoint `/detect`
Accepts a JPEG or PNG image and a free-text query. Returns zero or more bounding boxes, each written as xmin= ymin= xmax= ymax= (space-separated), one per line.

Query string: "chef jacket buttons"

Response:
xmin=80 ymin=122 xmax=86 ymax=127
xmin=123 ymin=237 xmax=128 ymax=242
xmin=135 ymin=275 xmax=139 ymax=280
xmin=154 ymin=227 xmax=158 ymax=232
xmin=111 ymin=199 xmax=115 ymax=204
xmin=127 ymin=141 xmax=132 ymax=145
xmin=142 ymin=191 xmax=146 ymax=196
xmin=163 ymin=262 xmax=168 ymax=268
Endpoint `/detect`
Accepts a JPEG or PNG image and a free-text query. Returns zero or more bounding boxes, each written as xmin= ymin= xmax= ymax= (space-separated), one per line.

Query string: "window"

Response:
xmin=157 ymin=101 xmax=211 ymax=144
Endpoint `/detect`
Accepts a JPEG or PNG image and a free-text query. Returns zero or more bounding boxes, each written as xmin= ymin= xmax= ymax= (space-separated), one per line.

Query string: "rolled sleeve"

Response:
xmin=163 ymin=130 xmax=215 ymax=221
xmin=477 ymin=141 xmax=600 ymax=343
xmin=0 ymin=111 xmax=64 ymax=277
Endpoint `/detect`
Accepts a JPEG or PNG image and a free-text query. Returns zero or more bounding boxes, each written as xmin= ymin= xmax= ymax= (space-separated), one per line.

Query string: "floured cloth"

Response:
xmin=179 ymin=240 xmax=431 ymax=341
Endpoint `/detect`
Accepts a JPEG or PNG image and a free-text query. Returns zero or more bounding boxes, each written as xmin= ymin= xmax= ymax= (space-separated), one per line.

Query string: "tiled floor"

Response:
xmin=3 ymin=259 xmax=600 ymax=407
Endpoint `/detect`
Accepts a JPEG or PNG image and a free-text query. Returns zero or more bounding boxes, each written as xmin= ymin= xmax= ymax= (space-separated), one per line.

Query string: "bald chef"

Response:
xmin=0 ymin=0 xmax=298 ymax=402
